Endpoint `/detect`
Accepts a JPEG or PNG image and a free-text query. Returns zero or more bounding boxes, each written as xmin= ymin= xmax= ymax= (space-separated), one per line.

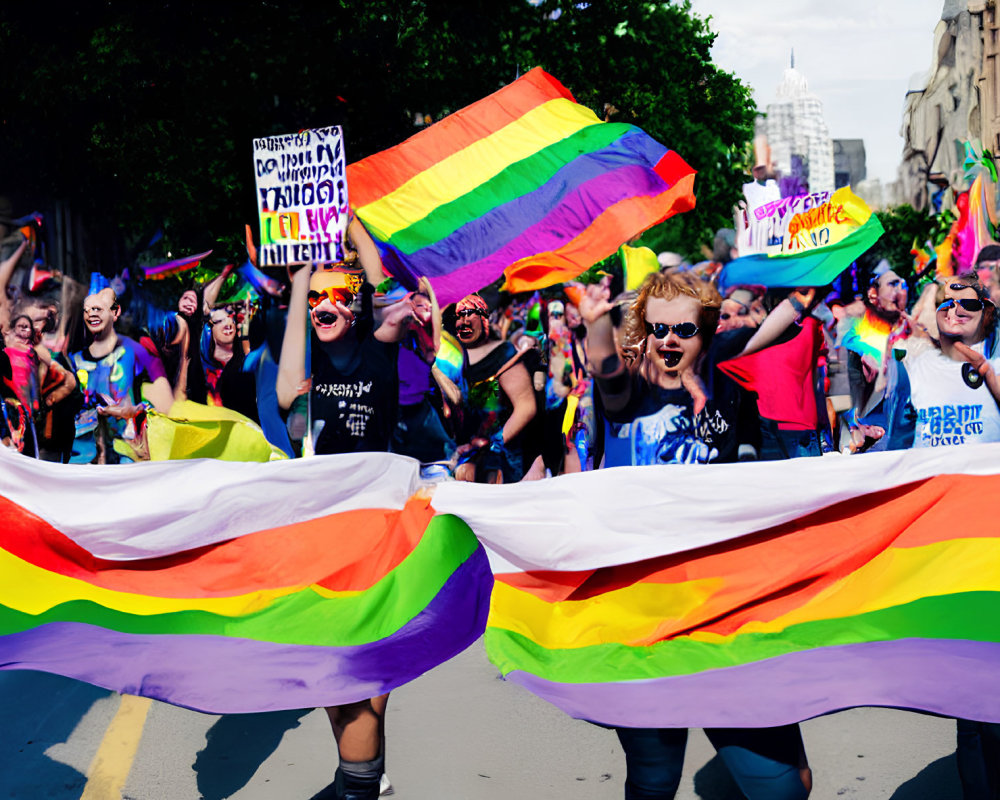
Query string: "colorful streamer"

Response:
xmin=347 ymin=68 xmax=696 ymax=305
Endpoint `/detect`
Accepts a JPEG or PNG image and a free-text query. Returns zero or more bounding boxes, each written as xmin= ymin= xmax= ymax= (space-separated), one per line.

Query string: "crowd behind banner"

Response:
xmin=2 ymin=202 xmax=1000 ymax=799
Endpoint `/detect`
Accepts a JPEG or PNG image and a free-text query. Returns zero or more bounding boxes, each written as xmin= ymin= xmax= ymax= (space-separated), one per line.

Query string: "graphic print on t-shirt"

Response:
xmin=313 ymin=379 xmax=377 ymax=439
xmin=916 ymin=403 xmax=985 ymax=447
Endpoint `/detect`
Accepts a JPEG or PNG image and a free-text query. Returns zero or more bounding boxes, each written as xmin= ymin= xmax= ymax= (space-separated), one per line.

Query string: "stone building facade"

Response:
xmin=899 ymin=0 xmax=1000 ymax=210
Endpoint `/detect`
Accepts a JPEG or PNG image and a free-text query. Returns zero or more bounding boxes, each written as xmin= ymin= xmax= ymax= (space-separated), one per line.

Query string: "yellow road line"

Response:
xmin=80 ymin=694 xmax=152 ymax=800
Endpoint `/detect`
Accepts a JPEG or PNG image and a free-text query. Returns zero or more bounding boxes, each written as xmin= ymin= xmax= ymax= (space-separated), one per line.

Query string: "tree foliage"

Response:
xmin=1 ymin=1 xmax=756 ymax=276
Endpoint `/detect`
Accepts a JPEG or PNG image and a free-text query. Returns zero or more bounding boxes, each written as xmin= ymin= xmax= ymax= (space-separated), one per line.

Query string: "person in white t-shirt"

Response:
xmin=887 ymin=273 xmax=1000 ymax=797
xmin=895 ymin=275 xmax=1000 ymax=448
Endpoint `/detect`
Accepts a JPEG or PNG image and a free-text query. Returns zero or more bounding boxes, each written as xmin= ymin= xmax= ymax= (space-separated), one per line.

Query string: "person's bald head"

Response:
xmin=83 ymin=288 xmax=120 ymax=336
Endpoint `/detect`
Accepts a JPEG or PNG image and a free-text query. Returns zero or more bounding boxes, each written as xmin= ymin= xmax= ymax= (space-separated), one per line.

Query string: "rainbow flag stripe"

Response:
xmin=0 ymin=452 xmax=490 ymax=713
xmin=347 ymin=68 xmax=695 ymax=305
xmin=434 ymin=446 xmax=1000 ymax=728
xmin=142 ymin=250 xmax=213 ymax=280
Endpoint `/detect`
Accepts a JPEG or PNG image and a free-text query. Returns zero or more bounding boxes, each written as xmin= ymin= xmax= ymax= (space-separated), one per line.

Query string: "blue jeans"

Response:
xmin=615 ymin=725 xmax=809 ymax=800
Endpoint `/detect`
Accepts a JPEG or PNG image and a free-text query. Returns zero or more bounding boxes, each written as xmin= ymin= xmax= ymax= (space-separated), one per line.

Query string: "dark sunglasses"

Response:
xmin=937 ymin=297 xmax=986 ymax=314
xmin=456 ymin=308 xmax=486 ymax=319
xmin=645 ymin=320 xmax=699 ymax=340
xmin=308 ymin=287 xmax=356 ymax=309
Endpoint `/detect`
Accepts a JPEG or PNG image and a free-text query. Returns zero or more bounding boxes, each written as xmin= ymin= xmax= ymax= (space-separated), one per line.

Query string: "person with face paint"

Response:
xmin=276 ymin=259 xmax=419 ymax=800
xmin=70 ymin=288 xmax=173 ymax=463
xmin=580 ymin=271 xmax=812 ymax=800
xmin=453 ymin=293 xmax=537 ymax=483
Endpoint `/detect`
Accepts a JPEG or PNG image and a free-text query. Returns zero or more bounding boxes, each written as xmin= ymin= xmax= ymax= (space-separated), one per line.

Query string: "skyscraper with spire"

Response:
xmin=760 ymin=52 xmax=834 ymax=194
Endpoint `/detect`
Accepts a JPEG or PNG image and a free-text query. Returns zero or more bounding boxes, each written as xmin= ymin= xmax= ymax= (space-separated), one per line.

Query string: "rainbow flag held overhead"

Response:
xmin=434 ymin=446 xmax=1000 ymax=728
xmin=142 ymin=250 xmax=213 ymax=281
xmin=0 ymin=451 xmax=490 ymax=714
xmin=347 ymin=68 xmax=696 ymax=305
xmin=721 ymin=187 xmax=883 ymax=291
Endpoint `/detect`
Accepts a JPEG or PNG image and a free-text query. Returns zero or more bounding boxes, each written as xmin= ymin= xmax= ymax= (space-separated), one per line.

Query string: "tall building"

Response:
xmin=897 ymin=1 xmax=1000 ymax=210
xmin=760 ymin=54 xmax=835 ymax=194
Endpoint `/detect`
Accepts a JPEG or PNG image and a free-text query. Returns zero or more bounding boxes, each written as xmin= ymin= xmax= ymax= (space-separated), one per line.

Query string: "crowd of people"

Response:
xmin=2 ymin=206 xmax=1000 ymax=800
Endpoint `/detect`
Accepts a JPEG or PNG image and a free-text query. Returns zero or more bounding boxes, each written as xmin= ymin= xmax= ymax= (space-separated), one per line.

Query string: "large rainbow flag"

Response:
xmin=3 ymin=445 xmax=1000 ymax=725
xmin=0 ymin=451 xmax=490 ymax=713
xmin=435 ymin=445 xmax=1000 ymax=728
xmin=346 ymin=68 xmax=696 ymax=305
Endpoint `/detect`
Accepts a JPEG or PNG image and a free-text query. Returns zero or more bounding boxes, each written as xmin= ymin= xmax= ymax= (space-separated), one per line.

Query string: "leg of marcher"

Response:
xmin=325 ymin=693 xmax=389 ymax=800
xmin=614 ymin=727 xmax=687 ymax=800
xmin=706 ymin=725 xmax=810 ymax=800
xmin=956 ymin=718 xmax=1000 ymax=800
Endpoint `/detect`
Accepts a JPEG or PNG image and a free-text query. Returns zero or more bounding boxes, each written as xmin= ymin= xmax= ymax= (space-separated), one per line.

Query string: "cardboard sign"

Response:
xmin=252 ymin=126 xmax=349 ymax=266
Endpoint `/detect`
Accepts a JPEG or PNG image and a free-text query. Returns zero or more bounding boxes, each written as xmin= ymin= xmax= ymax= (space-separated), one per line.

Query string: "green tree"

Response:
xmin=1 ymin=1 xmax=755 ymax=276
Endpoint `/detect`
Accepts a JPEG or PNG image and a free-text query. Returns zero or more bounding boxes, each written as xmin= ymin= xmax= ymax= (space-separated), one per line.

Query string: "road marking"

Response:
xmin=80 ymin=694 xmax=152 ymax=800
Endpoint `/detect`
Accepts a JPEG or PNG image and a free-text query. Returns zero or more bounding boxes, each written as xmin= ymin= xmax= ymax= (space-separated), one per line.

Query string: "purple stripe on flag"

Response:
xmin=0 ymin=547 xmax=491 ymax=714
xmin=381 ymin=164 xmax=670 ymax=305
xmin=506 ymin=638 xmax=1000 ymax=728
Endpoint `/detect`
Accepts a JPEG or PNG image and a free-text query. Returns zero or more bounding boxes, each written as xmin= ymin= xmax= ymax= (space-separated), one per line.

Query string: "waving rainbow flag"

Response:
xmin=347 ymin=68 xmax=696 ymax=305
xmin=142 ymin=250 xmax=213 ymax=281
xmin=721 ymin=187 xmax=883 ymax=291
xmin=0 ymin=452 xmax=489 ymax=713
xmin=435 ymin=446 xmax=1000 ymax=728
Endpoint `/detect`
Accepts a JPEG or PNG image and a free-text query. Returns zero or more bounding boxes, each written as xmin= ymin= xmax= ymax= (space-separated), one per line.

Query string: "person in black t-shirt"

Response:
xmin=275 ymin=259 xmax=418 ymax=800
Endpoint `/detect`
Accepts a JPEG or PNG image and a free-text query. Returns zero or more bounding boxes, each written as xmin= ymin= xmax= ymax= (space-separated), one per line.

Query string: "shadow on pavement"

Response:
xmin=889 ymin=753 xmax=962 ymax=800
xmin=194 ymin=709 xmax=313 ymax=800
xmin=0 ymin=671 xmax=111 ymax=798
xmin=692 ymin=753 xmax=745 ymax=800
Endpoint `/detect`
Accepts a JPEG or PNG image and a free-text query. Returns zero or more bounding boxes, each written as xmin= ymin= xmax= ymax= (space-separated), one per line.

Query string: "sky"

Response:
xmin=687 ymin=0 xmax=948 ymax=185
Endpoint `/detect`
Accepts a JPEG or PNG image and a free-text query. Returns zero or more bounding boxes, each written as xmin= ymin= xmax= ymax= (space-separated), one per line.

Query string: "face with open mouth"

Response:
xmin=309 ymin=270 xmax=358 ymax=343
xmin=455 ymin=311 xmax=486 ymax=345
xmin=937 ymin=283 xmax=987 ymax=344
xmin=82 ymin=289 xmax=119 ymax=337
xmin=642 ymin=295 xmax=704 ymax=384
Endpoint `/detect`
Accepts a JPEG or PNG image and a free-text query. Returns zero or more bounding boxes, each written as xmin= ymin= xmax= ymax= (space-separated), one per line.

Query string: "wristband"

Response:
xmin=788 ymin=295 xmax=806 ymax=314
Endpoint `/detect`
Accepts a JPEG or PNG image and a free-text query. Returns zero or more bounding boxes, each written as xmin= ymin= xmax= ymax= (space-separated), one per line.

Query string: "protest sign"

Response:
xmin=252 ymin=126 xmax=348 ymax=267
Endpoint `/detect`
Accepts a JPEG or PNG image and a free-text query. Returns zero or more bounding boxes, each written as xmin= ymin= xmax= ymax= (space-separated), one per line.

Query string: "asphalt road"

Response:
xmin=2 ymin=640 xmax=963 ymax=799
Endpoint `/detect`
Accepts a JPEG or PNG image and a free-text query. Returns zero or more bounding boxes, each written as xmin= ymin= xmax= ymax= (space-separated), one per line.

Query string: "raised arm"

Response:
xmin=374 ymin=295 xmax=418 ymax=343
xmin=419 ymin=276 xmax=442 ymax=356
xmin=202 ymin=263 xmax=235 ymax=313
xmin=276 ymin=267 xmax=311 ymax=410
xmin=0 ymin=237 xmax=28 ymax=332
xmin=348 ymin=216 xmax=386 ymax=288
xmin=739 ymin=288 xmax=816 ymax=357
xmin=581 ymin=278 xmax=631 ymax=411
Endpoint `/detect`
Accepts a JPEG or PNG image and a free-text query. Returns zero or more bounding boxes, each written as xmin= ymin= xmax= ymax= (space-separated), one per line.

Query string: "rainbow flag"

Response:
xmin=142 ymin=250 xmax=213 ymax=281
xmin=721 ymin=187 xmax=883 ymax=291
xmin=434 ymin=446 xmax=1000 ymax=727
xmin=0 ymin=451 xmax=490 ymax=713
xmin=434 ymin=330 xmax=465 ymax=388
xmin=346 ymin=68 xmax=696 ymax=305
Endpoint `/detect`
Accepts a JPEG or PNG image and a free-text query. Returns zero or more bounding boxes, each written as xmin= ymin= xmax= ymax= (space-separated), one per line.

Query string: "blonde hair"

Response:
xmin=620 ymin=272 xmax=721 ymax=364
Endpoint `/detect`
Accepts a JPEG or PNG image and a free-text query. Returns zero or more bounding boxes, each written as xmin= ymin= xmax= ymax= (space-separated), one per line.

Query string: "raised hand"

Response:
xmin=579 ymin=276 xmax=615 ymax=324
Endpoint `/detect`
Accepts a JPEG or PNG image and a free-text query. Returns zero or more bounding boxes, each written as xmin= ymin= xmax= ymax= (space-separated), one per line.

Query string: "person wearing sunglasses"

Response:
xmin=577 ymin=270 xmax=812 ymax=799
xmin=885 ymin=275 xmax=1000 ymax=450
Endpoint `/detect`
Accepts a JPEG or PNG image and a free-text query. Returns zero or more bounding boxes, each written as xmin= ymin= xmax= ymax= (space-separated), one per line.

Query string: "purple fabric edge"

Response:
xmin=0 ymin=546 xmax=492 ymax=714
xmin=505 ymin=638 xmax=1000 ymax=728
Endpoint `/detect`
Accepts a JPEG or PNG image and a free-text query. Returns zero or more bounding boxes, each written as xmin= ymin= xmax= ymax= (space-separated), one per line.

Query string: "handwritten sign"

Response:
xmin=736 ymin=190 xmax=835 ymax=256
xmin=252 ymin=126 xmax=349 ymax=267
